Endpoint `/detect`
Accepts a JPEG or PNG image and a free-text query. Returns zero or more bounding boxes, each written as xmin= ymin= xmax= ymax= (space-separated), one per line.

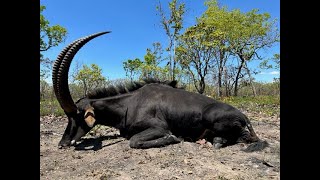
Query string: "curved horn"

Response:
xmin=52 ymin=39 xmax=82 ymax=102
xmin=53 ymin=31 xmax=111 ymax=114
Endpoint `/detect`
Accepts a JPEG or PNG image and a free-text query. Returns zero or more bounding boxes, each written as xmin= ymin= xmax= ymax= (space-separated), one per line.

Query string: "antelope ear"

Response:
xmin=84 ymin=107 xmax=95 ymax=127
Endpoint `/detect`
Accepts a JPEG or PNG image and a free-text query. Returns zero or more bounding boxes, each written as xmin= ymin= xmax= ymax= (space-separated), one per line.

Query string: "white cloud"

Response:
xmin=259 ymin=71 xmax=280 ymax=75
xmin=270 ymin=71 xmax=280 ymax=75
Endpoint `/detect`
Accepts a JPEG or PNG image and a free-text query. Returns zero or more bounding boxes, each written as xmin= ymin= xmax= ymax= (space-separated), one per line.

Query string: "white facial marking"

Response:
xmin=84 ymin=107 xmax=95 ymax=127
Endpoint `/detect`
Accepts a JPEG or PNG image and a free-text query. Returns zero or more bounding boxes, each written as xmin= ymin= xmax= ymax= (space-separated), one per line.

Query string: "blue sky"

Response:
xmin=41 ymin=0 xmax=280 ymax=83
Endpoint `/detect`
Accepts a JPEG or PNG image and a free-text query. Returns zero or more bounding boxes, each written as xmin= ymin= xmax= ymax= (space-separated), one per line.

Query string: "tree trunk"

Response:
xmin=218 ymin=71 xmax=222 ymax=97
xmin=244 ymin=62 xmax=257 ymax=97
xmin=224 ymin=67 xmax=229 ymax=97
xmin=172 ymin=59 xmax=176 ymax=81
xmin=198 ymin=77 xmax=205 ymax=94
xmin=172 ymin=40 xmax=176 ymax=81
xmin=218 ymin=60 xmax=224 ymax=97
xmin=234 ymin=57 xmax=245 ymax=96
xmin=83 ymin=80 xmax=88 ymax=96
xmin=191 ymin=74 xmax=205 ymax=95
xmin=168 ymin=56 xmax=172 ymax=81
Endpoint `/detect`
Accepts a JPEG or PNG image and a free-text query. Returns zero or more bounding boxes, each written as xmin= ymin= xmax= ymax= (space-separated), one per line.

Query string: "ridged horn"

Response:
xmin=52 ymin=39 xmax=82 ymax=102
xmin=52 ymin=31 xmax=111 ymax=113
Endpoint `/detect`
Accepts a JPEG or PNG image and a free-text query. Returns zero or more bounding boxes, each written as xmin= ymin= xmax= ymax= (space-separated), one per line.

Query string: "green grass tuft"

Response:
xmin=218 ymin=95 xmax=280 ymax=116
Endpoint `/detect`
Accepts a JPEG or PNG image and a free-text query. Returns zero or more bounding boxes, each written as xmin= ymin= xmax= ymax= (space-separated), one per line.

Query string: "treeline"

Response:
xmin=40 ymin=0 xmax=280 ymax=102
xmin=122 ymin=0 xmax=280 ymax=97
xmin=40 ymin=72 xmax=279 ymax=115
xmin=40 ymin=74 xmax=279 ymax=102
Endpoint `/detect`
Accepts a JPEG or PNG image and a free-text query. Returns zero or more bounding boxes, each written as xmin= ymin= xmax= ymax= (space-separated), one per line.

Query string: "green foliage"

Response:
xmin=141 ymin=48 xmax=164 ymax=79
xmin=273 ymin=53 xmax=280 ymax=70
xmin=40 ymin=0 xmax=280 ymax=117
xmin=238 ymin=81 xmax=280 ymax=96
xmin=144 ymin=48 xmax=156 ymax=65
xmin=157 ymin=0 xmax=185 ymax=41
xmin=156 ymin=0 xmax=185 ymax=80
xmin=69 ymin=83 xmax=86 ymax=100
xmin=73 ymin=64 xmax=107 ymax=95
xmin=198 ymin=0 xmax=280 ymax=96
xmin=220 ymin=95 xmax=279 ymax=106
xmin=40 ymin=5 xmax=67 ymax=55
xmin=123 ymin=42 xmax=170 ymax=81
xmin=40 ymin=5 xmax=67 ymax=78
xmin=218 ymin=95 xmax=279 ymax=116
xmin=123 ymin=58 xmax=143 ymax=81
xmin=40 ymin=99 xmax=65 ymax=116
xmin=176 ymin=23 xmax=216 ymax=94
xmin=40 ymin=78 xmax=50 ymax=100
xmin=40 ymin=77 xmax=280 ymax=117
xmin=260 ymin=53 xmax=280 ymax=70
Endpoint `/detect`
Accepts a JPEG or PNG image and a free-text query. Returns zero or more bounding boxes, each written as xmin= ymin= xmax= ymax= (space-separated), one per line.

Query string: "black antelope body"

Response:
xmin=52 ymin=31 xmax=266 ymax=151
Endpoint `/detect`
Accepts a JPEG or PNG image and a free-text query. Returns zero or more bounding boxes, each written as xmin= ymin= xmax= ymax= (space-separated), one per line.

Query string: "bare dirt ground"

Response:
xmin=40 ymin=112 xmax=280 ymax=180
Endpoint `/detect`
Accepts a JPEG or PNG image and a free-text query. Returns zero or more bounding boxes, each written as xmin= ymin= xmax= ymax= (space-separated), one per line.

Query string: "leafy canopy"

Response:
xmin=40 ymin=5 xmax=67 ymax=61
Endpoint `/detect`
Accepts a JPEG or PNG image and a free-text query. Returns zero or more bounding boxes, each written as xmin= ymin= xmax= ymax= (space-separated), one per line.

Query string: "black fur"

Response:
xmin=56 ymin=32 xmax=263 ymax=152
xmin=87 ymin=78 xmax=179 ymax=99
xmin=60 ymin=80 xmax=263 ymax=151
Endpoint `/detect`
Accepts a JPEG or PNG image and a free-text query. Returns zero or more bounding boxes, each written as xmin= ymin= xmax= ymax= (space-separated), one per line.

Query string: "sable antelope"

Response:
xmin=53 ymin=31 xmax=265 ymax=151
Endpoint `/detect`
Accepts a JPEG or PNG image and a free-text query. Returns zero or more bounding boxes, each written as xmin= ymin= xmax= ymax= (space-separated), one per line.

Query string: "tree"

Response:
xmin=142 ymin=48 xmax=158 ymax=79
xmin=223 ymin=64 xmax=238 ymax=97
xmin=228 ymin=10 xmax=279 ymax=96
xmin=73 ymin=64 xmax=107 ymax=96
xmin=40 ymin=5 xmax=67 ymax=78
xmin=260 ymin=53 xmax=280 ymax=70
xmin=40 ymin=5 xmax=67 ymax=59
xmin=202 ymin=0 xmax=280 ymax=96
xmin=156 ymin=0 xmax=185 ymax=81
xmin=272 ymin=53 xmax=280 ymax=71
xmin=123 ymin=58 xmax=143 ymax=81
xmin=141 ymin=42 xmax=168 ymax=80
xmin=40 ymin=79 xmax=50 ymax=100
xmin=123 ymin=42 xmax=169 ymax=81
xmin=260 ymin=53 xmax=280 ymax=84
xmin=196 ymin=2 xmax=232 ymax=97
xmin=176 ymin=24 xmax=215 ymax=94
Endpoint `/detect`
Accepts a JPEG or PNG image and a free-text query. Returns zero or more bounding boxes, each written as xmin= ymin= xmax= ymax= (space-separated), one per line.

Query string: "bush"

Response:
xmin=218 ymin=95 xmax=280 ymax=116
xmin=40 ymin=99 xmax=65 ymax=116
